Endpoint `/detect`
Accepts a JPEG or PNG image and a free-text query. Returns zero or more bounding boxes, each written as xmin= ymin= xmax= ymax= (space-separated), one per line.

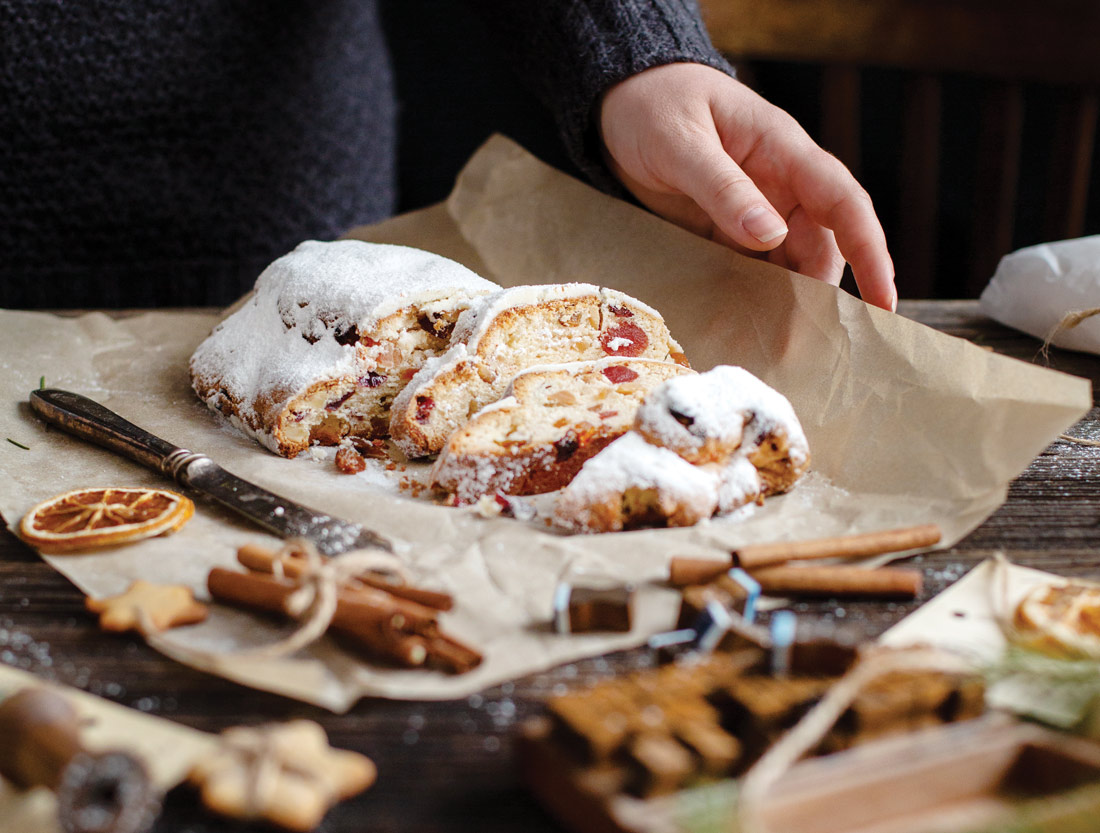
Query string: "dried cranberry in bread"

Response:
xmin=189 ymin=240 xmax=497 ymax=457
xmin=634 ymin=365 xmax=809 ymax=494
xmin=390 ymin=284 xmax=690 ymax=458
xmin=431 ymin=359 xmax=694 ymax=504
xmin=554 ymin=433 xmax=719 ymax=533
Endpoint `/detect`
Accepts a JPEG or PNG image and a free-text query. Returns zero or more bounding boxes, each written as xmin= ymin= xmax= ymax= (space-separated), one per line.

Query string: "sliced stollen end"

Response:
xmin=390 ymin=283 xmax=690 ymax=458
xmin=554 ymin=433 xmax=720 ymax=534
xmin=189 ymin=239 xmax=498 ymax=457
xmin=431 ymin=358 xmax=695 ymax=504
xmin=634 ymin=365 xmax=810 ymax=494
xmin=711 ymin=455 xmax=764 ymax=514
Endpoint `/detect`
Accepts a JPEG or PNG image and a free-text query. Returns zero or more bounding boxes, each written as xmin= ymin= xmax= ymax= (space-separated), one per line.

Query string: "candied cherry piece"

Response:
xmin=600 ymin=323 xmax=648 ymax=357
xmin=415 ymin=395 xmax=435 ymax=423
xmin=601 ymin=365 xmax=639 ymax=384
xmin=325 ymin=390 xmax=355 ymax=412
xmin=608 ymin=304 xmax=634 ymax=317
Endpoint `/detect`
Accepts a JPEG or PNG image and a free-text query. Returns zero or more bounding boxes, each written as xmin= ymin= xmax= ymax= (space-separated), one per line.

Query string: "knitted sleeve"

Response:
xmin=465 ymin=0 xmax=735 ymax=189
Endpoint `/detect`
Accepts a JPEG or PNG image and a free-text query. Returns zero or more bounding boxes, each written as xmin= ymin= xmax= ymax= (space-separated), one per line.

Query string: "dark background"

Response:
xmin=381 ymin=1 xmax=1100 ymax=300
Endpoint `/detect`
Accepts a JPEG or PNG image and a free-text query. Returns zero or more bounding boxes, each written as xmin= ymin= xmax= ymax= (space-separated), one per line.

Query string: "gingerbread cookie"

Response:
xmin=86 ymin=580 xmax=208 ymax=635
xmin=189 ymin=719 xmax=376 ymax=832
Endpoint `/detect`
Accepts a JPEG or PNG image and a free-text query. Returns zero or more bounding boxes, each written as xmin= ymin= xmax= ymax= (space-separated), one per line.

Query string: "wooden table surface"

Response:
xmin=1 ymin=300 xmax=1098 ymax=833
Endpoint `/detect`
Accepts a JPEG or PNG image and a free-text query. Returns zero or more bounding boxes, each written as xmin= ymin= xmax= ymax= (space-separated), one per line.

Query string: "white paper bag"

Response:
xmin=980 ymin=235 xmax=1100 ymax=354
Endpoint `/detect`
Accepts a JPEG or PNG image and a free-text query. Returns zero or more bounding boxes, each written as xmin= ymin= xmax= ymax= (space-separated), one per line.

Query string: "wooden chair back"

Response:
xmin=699 ymin=0 xmax=1100 ymax=298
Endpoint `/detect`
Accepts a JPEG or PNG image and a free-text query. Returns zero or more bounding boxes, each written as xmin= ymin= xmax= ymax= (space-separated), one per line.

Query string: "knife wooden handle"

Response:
xmin=29 ymin=388 xmax=184 ymax=476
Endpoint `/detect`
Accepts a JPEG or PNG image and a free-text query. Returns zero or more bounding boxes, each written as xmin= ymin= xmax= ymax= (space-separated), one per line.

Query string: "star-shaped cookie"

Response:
xmin=189 ymin=720 xmax=376 ymax=831
xmin=86 ymin=580 xmax=208 ymax=635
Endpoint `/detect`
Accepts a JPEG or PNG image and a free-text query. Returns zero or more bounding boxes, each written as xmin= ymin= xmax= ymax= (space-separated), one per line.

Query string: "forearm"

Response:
xmin=464 ymin=0 xmax=734 ymax=188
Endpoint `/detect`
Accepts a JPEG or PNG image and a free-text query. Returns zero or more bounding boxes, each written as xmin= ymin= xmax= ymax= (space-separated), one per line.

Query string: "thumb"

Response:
xmin=666 ymin=134 xmax=787 ymax=251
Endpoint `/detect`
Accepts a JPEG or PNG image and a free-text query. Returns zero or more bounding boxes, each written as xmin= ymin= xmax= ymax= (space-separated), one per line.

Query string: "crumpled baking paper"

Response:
xmin=882 ymin=558 xmax=1100 ymax=729
xmin=0 ymin=135 xmax=1090 ymax=710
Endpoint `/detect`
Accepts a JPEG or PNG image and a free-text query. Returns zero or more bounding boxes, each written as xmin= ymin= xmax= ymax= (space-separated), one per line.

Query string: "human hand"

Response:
xmin=598 ymin=63 xmax=896 ymax=311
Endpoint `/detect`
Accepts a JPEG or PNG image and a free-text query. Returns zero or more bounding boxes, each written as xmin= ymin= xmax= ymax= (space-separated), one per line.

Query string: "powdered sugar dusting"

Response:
xmin=450 ymin=283 xmax=599 ymax=347
xmin=555 ymin=433 xmax=720 ymax=530
xmin=190 ymin=240 xmax=495 ymax=449
xmin=636 ymin=365 xmax=806 ymax=460
xmin=273 ymin=240 xmax=496 ymax=338
xmin=714 ymin=455 xmax=762 ymax=513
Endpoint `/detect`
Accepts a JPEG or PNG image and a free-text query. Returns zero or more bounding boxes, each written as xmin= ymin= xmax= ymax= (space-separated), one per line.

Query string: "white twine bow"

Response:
xmin=252 ymin=538 xmax=410 ymax=659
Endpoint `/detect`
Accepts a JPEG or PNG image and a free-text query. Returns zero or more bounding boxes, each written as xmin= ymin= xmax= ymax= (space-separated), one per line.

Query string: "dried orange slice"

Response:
xmin=19 ymin=487 xmax=194 ymax=553
xmin=1013 ymin=580 xmax=1100 ymax=659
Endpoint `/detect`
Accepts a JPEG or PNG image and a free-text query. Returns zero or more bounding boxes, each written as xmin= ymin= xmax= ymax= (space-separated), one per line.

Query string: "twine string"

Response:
xmin=1038 ymin=308 xmax=1100 ymax=447
xmin=1039 ymin=306 xmax=1100 ymax=362
xmin=219 ymin=727 xmax=327 ymax=820
xmin=145 ymin=538 xmax=408 ymax=664
xmin=246 ymin=538 xmax=409 ymax=659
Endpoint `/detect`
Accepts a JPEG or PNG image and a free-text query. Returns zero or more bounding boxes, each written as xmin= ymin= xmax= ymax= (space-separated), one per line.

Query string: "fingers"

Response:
xmin=659 ymin=129 xmax=790 ymax=253
xmin=783 ymin=148 xmax=896 ymax=310
xmin=781 ymin=207 xmax=845 ymax=286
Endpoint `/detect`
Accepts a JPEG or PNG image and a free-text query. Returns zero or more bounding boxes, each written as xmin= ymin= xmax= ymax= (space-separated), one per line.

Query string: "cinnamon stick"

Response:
xmin=207 ymin=568 xmax=439 ymax=633
xmin=331 ymin=626 xmax=430 ymax=668
xmin=209 ymin=568 xmax=482 ymax=674
xmin=423 ymin=632 xmax=483 ymax=674
xmin=668 ymin=557 xmax=732 ymax=587
xmin=237 ymin=543 xmax=454 ymax=611
xmin=732 ymin=524 xmax=941 ymax=570
xmin=748 ymin=565 xmax=922 ymax=599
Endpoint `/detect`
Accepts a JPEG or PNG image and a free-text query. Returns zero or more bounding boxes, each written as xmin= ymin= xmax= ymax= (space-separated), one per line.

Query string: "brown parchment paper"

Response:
xmin=0 ymin=663 xmax=215 ymax=833
xmin=0 ymin=135 xmax=1090 ymax=710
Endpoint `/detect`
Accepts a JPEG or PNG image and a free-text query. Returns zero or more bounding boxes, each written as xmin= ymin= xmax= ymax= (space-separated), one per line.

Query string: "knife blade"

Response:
xmin=28 ymin=389 xmax=392 ymax=556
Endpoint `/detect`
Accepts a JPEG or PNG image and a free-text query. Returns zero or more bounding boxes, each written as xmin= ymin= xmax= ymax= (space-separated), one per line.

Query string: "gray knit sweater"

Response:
xmin=0 ymin=0 xmax=732 ymax=308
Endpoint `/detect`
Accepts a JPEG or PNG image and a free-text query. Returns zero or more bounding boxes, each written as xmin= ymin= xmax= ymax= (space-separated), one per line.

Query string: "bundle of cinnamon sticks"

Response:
xmin=207 ymin=544 xmax=482 ymax=674
xmin=669 ymin=524 xmax=940 ymax=600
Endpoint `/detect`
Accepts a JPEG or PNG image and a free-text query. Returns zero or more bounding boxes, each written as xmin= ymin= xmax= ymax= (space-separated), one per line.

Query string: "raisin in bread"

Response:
xmin=190 ymin=240 xmax=497 ymax=457
xmin=553 ymin=433 xmax=720 ymax=533
xmin=389 ymin=284 xmax=689 ymax=458
xmin=431 ymin=358 xmax=694 ymax=504
xmin=634 ymin=365 xmax=810 ymax=494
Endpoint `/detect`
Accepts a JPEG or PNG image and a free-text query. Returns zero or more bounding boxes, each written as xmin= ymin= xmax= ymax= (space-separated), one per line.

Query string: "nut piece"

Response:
xmin=334 ymin=445 xmax=366 ymax=474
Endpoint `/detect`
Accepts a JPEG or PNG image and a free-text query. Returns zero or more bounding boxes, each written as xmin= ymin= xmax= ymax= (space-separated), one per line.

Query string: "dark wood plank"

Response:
xmin=821 ymin=65 xmax=861 ymax=178
xmin=2 ymin=301 xmax=1099 ymax=831
xmin=698 ymin=0 xmax=1100 ymax=86
xmin=969 ymin=82 xmax=1024 ymax=295
xmin=897 ymin=74 xmax=941 ymax=298
xmin=1045 ymin=90 xmax=1099 ymax=242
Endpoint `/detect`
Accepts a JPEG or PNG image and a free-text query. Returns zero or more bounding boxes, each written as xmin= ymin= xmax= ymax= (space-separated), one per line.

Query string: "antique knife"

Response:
xmin=29 ymin=389 xmax=392 ymax=555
